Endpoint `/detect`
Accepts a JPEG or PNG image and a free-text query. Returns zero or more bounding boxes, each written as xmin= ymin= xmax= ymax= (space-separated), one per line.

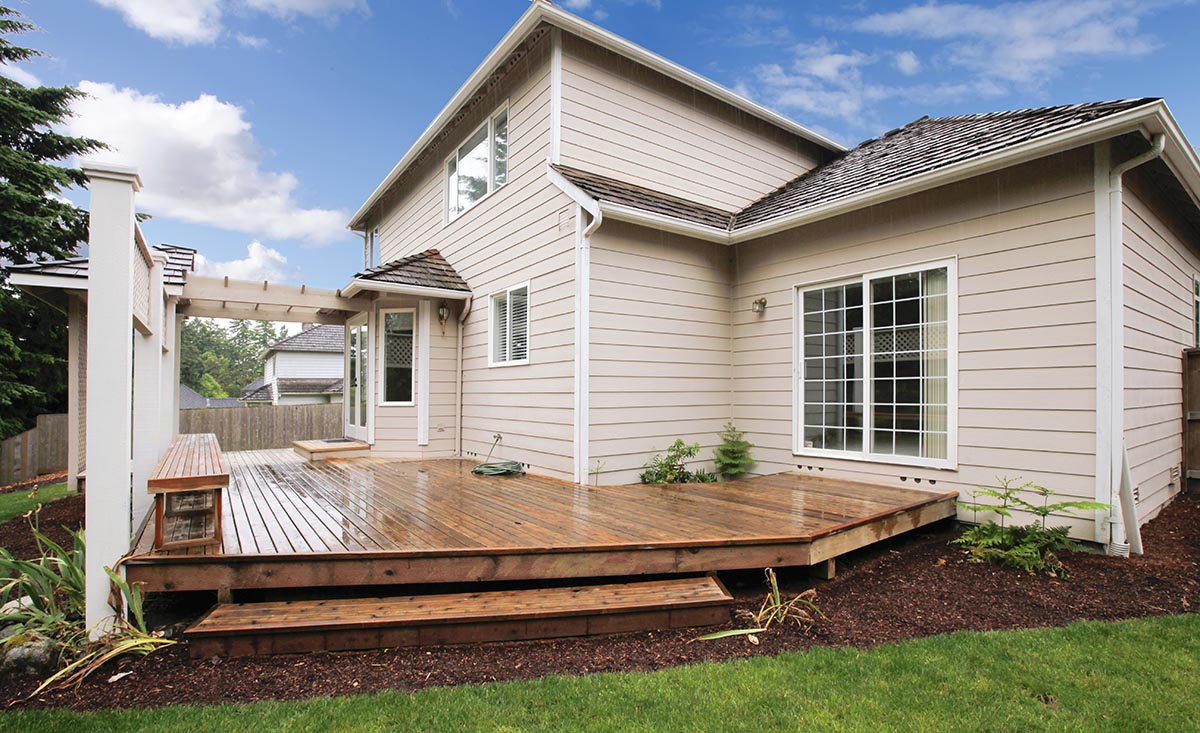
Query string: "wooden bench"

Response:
xmin=185 ymin=576 xmax=734 ymax=657
xmin=148 ymin=433 xmax=229 ymax=552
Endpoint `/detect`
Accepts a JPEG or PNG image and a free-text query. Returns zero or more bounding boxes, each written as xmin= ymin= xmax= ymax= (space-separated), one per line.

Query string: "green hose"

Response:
xmin=472 ymin=434 xmax=525 ymax=476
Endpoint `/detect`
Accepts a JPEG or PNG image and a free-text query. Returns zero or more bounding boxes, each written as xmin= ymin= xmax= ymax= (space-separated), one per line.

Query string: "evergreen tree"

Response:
xmin=0 ymin=6 xmax=106 ymax=438
xmin=712 ymin=423 xmax=755 ymax=481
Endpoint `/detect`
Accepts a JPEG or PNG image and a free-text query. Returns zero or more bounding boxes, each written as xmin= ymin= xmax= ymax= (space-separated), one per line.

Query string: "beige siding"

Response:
xmin=369 ymin=34 xmax=577 ymax=477
xmin=732 ymin=149 xmax=1100 ymax=537
xmin=558 ymin=34 xmax=826 ymax=212
xmin=1121 ymin=170 xmax=1198 ymax=523
xmin=588 ymin=221 xmax=733 ymax=483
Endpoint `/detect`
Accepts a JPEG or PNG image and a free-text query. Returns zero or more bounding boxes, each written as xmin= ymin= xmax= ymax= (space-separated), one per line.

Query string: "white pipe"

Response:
xmin=454 ymin=295 xmax=473 ymax=457
xmin=1104 ymin=133 xmax=1164 ymax=556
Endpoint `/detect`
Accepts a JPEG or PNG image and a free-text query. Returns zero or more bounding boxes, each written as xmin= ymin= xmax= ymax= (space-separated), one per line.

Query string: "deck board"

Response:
xmin=129 ymin=451 xmax=957 ymax=592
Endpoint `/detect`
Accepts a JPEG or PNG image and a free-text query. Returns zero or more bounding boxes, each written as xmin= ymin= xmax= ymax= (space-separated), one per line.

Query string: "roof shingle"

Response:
xmin=267 ymin=324 xmax=345 ymax=354
xmin=552 ymin=165 xmax=736 ymax=230
xmin=356 ymin=249 xmax=471 ymax=292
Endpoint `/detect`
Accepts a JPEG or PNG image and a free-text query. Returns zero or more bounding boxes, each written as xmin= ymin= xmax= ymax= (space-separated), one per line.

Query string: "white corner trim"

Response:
xmin=1093 ymin=140 xmax=1115 ymax=544
xmin=417 ymin=300 xmax=431 ymax=446
xmin=550 ymin=27 xmax=563 ymax=165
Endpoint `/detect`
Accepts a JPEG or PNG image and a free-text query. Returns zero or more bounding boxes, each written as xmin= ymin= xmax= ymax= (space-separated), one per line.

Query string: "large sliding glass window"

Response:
xmin=446 ymin=105 xmax=509 ymax=221
xmin=798 ymin=262 xmax=954 ymax=467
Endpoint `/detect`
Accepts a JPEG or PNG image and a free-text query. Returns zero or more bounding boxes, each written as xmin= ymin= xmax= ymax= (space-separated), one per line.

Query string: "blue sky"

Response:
xmin=6 ymin=0 xmax=1199 ymax=289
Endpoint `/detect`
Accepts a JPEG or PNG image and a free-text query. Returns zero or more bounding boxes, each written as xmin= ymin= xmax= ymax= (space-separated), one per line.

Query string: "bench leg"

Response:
xmin=213 ymin=488 xmax=224 ymax=553
xmin=153 ymin=494 xmax=164 ymax=550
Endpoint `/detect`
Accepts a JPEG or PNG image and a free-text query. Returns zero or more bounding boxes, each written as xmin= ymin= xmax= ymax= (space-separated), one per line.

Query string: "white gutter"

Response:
xmin=347 ymin=0 xmax=840 ymax=230
xmin=546 ymin=161 xmax=602 ymax=235
xmin=341 ymin=278 xmax=472 ymax=300
xmin=598 ymin=201 xmax=729 ymax=243
xmin=454 ymin=295 xmax=473 ymax=457
xmin=1100 ymin=132 xmax=1164 ymax=557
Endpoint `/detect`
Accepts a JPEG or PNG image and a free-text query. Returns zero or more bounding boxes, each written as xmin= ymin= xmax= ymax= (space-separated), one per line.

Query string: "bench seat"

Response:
xmin=148 ymin=433 xmax=228 ymax=552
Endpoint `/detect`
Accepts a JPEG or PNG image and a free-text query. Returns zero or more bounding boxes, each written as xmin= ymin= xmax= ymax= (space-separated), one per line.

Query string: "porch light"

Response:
xmin=438 ymin=302 xmax=451 ymax=332
xmin=751 ymin=297 xmax=767 ymax=314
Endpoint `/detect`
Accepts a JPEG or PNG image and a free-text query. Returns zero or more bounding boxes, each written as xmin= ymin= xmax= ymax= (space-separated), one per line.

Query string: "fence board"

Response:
xmin=180 ymin=404 xmax=343 ymax=451
xmin=1 ymin=413 xmax=69 ymax=486
xmin=36 ymin=414 xmax=68 ymax=475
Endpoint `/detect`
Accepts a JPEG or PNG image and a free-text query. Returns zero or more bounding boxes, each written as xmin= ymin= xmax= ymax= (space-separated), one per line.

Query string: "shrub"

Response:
xmin=712 ymin=423 xmax=755 ymax=481
xmin=641 ymin=439 xmax=714 ymax=484
xmin=952 ymin=478 xmax=1108 ymax=577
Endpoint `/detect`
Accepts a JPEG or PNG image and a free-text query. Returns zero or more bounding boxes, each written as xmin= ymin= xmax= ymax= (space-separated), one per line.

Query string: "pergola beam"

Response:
xmin=177 ymin=303 xmax=349 ymax=325
xmin=182 ymin=275 xmax=372 ymax=312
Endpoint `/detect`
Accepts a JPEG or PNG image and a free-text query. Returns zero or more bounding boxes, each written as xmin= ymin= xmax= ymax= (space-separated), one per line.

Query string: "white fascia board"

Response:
xmin=597 ymin=201 xmax=732 ymax=244
xmin=728 ymin=101 xmax=1177 ymax=244
xmin=347 ymin=1 xmax=841 ymax=230
xmin=341 ymin=278 xmax=472 ymax=301
xmin=9 ymin=272 xmax=88 ymax=291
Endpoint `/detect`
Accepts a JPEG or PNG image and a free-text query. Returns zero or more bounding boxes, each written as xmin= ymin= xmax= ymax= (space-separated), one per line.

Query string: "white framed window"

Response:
xmin=379 ymin=309 xmax=416 ymax=405
xmin=489 ymin=283 xmax=529 ymax=367
xmin=446 ymin=104 xmax=509 ymax=222
xmin=794 ymin=259 xmax=957 ymax=469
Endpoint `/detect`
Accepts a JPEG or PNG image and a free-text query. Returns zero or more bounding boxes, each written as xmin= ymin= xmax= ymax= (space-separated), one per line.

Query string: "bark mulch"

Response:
xmin=1 ymin=488 xmax=1196 ymax=711
xmin=0 ymin=493 xmax=84 ymax=561
xmin=0 ymin=472 xmax=67 ymax=497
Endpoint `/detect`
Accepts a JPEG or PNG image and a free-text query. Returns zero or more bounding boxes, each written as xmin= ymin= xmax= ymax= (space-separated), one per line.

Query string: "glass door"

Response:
xmin=344 ymin=313 xmax=371 ymax=442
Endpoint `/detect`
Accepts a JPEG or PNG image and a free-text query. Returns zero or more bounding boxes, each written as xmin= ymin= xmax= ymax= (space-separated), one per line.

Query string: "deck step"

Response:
xmin=292 ymin=438 xmax=370 ymax=462
xmin=185 ymin=577 xmax=733 ymax=657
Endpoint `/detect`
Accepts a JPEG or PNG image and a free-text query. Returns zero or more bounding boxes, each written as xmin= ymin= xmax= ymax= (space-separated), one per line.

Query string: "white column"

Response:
xmin=173 ymin=313 xmax=183 ymax=435
xmin=161 ymin=300 xmax=179 ymax=440
xmin=82 ymin=161 xmax=141 ymax=635
xmin=131 ymin=254 xmax=167 ymax=522
xmin=417 ymin=300 xmax=431 ymax=446
xmin=66 ymin=295 xmax=83 ymax=494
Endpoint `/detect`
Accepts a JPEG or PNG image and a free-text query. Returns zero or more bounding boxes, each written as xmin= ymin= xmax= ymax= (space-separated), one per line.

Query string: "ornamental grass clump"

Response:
xmin=953 ymin=477 xmax=1108 ymax=577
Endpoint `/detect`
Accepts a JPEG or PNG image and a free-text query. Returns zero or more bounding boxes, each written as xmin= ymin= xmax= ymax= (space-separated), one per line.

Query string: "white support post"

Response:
xmin=66 ymin=295 xmax=83 ymax=494
xmin=417 ymin=300 xmax=431 ymax=446
xmin=82 ymin=162 xmax=142 ymax=636
xmin=161 ymin=299 xmax=179 ymax=440
xmin=1093 ymin=141 xmax=1114 ymax=544
xmin=173 ymin=313 xmax=183 ymax=435
xmin=131 ymin=254 xmax=167 ymax=522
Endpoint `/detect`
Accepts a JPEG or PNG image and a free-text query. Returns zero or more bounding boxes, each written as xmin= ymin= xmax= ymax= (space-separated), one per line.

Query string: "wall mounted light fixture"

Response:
xmin=437 ymin=302 xmax=450 ymax=333
xmin=751 ymin=297 xmax=767 ymax=314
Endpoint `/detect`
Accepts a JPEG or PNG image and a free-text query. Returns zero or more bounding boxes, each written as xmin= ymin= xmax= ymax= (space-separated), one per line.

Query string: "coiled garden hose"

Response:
xmin=472 ymin=433 xmax=525 ymax=476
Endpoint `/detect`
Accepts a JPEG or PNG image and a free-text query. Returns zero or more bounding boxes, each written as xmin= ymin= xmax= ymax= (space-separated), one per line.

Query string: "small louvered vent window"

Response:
xmin=491 ymin=284 xmax=530 ymax=366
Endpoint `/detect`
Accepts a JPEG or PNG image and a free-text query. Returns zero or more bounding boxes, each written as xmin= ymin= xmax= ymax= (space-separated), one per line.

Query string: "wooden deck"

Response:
xmin=126 ymin=450 xmax=957 ymax=593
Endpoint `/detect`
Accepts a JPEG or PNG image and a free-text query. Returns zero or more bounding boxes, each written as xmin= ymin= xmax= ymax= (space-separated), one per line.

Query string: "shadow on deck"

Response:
xmin=126 ymin=450 xmax=957 ymax=593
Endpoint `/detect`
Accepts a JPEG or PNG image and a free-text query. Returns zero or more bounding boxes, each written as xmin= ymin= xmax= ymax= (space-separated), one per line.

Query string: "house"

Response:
xmin=8 ymin=0 xmax=1200 ymax=631
xmin=240 ymin=324 xmax=344 ymax=406
xmin=179 ymin=383 xmax=245 ymax=409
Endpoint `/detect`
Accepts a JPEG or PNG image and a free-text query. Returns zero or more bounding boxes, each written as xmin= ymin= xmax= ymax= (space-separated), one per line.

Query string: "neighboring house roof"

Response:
xmin=554 ymin=98 xmax=1197 ymax=241
xmin=7 ymin=244 xmax=197 ymax=286
xmin=356 ymin=249 xmax=472 ymax=293
xmin=240 ymin=377 xmax=270 ymax=402
xmin=277 ymin=378 xmax=343 ymax=396
xmin=180 ymin=383 xmax=245 ymax=409
xmin=266 ymin=324 xmax=345 ymax=354
xmin=348 ymin=0 xmax=841 ymax=230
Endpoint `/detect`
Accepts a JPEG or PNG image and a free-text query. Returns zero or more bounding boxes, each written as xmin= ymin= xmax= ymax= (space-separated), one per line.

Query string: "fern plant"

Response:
xmin=952 ymin=478 xmax=1108 ymax=577
xmin=712 ymin=423 xmax=754 ymax=481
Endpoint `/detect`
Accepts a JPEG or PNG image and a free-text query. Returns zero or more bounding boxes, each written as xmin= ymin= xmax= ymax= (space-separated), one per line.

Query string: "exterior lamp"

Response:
xmin=751 ymin=297 xmax=767 ymax=315
xmin=437 ymin=302 xmax=451 ymax=332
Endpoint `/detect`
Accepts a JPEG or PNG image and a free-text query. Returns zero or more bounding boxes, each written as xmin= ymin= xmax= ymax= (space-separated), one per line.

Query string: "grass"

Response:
xmin=0 ymin=482 xmax=72 ymax=524
xmin=0 ymin=615 xmax=1196 ymax=732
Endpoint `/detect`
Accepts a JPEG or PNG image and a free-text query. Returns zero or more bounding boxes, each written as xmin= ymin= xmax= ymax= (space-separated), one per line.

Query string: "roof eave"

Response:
xmin=729 ymin=99 xmax=1191 ymax=243
xmin=341 ymin=278 xmax=473 ymax=300
xmin=347 ymin=1 xmax=841 ymax=230
xmin=597 ymin=201 xmax=733 ymax=244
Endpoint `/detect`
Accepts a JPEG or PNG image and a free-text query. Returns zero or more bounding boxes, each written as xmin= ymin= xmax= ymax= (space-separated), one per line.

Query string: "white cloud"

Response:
xmin=235 ymin=33 xmax=268 ymax=49
xmin=194 ymin=241 xmax=298 ymax=282
xmin=561 ymin=0 xmax=592 ymax=8
xmin=92 ymin=0 xmax=364 ymax=45
xmin=93 ymin=0 xmax=222 ymax=45
xmin=67 ymin=81 xmax=347 ymax=245
xmin=0 ymin=63 xmax=40 ymax=87
xmin=894 ymin=50 xmax=921 ymax=76
xmin=854 ymin=0 xmax=1160 ymax=84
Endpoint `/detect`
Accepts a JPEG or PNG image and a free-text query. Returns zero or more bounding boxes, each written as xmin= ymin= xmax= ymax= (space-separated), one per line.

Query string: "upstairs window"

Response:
xmin=490 ymin=283 xmax=529 ymax=366
xmin=446 ymin=105 xmax=508 ymax=221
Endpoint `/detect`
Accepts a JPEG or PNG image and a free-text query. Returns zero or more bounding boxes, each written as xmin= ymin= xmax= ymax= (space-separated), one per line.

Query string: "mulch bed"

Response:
xmin=0 ymin=493 xmax=84 ymax=560
xmin=0 ymin=472 xmax=67 ymax=497
xmin=0 ymin=489 xmax=1196 ymax=711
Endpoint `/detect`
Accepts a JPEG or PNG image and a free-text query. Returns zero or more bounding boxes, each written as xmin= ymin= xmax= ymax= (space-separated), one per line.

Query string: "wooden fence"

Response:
xmin=0 ymin=413 xmax=69 ymax=486
xmin=179 ymin=403 xmax=343 ymax=451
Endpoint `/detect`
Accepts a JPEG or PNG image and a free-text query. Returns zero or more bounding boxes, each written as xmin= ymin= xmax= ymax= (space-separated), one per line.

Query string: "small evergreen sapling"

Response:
xmin=712 ymin=422 xmax=754 ymax=480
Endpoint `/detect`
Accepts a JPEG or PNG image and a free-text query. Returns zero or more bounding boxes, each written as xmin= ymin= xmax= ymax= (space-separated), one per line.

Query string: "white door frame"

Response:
xmin=344 ymin=312 xmax=373 ymax=442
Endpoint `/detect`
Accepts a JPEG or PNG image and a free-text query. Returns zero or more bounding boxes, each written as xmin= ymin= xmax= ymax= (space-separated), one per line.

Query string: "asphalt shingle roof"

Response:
xmin=356 ymin=249 xmax=471 ymax=292
xmin=276 ymin=378 xmax=343 ymax=395
xmin=267 ymin=324 xmax=345 ymax=354
xmin=8 ymin=244 xmax=197 ymax=285
xmin=557 ymin=99 xmax=1162 ymax=235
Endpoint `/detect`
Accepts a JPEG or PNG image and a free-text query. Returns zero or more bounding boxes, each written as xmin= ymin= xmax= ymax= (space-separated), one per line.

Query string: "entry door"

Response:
xmin=345 ymin=313 xmax=372 ymax=442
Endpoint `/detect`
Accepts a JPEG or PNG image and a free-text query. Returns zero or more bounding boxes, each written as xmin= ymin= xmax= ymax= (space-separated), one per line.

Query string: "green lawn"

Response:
xmin=0 ymin=482 xmax=72 ymax=524
xmin=2 ymin=615 xmax=1196 ymax=732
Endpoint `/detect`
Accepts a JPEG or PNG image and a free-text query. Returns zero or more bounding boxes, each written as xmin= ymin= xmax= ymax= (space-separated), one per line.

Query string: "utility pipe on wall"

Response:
xmin=454 ymin=296 xmax=473 ymax=457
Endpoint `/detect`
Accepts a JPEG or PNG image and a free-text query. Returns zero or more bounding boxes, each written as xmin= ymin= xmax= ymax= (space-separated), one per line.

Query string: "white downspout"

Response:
xmin=1105 ymin=133 xmax=1164 ymax=557
xmin=455 ymin=296 xmax=473 ymax=457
